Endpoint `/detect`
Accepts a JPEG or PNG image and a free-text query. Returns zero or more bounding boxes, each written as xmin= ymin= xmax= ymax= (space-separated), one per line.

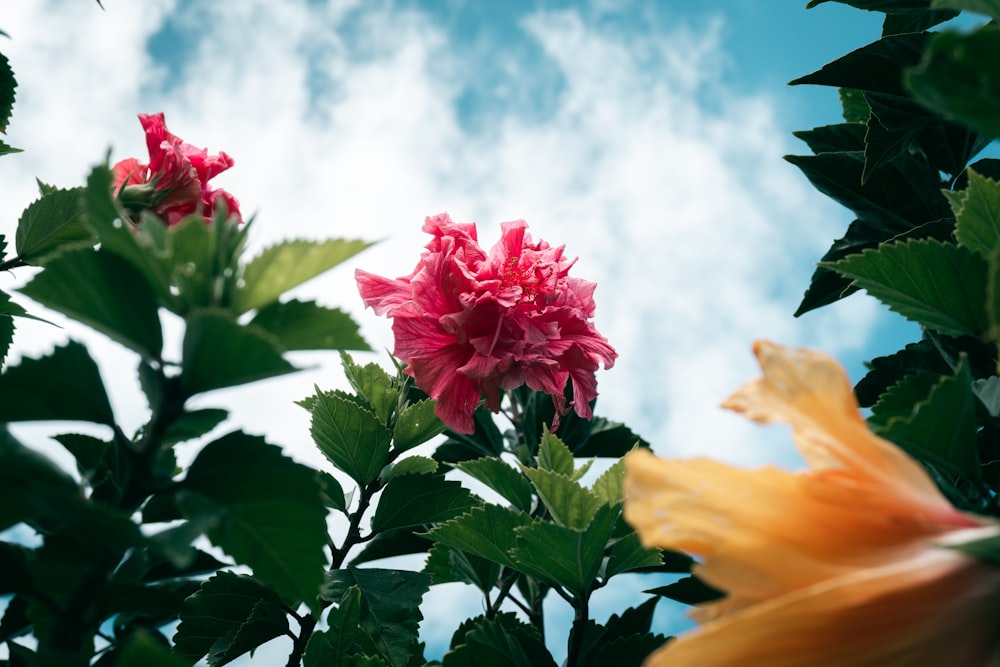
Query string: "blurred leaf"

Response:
xmin=646 ymin=575 xmax=724 ymax=605
xmin=173 ymin=571 xmax=288 ymax=667
xmin=180 ymin=432 xmax=327 ymax=613
xmin=0 ymin=52 xmax=14 ymax=134
xmin=954 ymin=170 xmax=1000 ymax=258
xmin=372 ymin=473 xmax=478 ymax=532
xmin=454 ymin=457 xmax=533 ymax=512
xmin=883 ymin=7 xmax=958 ymax=34
xmin=577 ymin=417 xmax=650 ymax=456
xmin=15 ymin=188 xmax=94 ymax=264
xmin=906 ymin=27 xmax=1000 ymax=138
xmin=383 ymin=456 xmax=438 ymax=482
xmin=0 ymin=543 xmax=30 ymax=596
xmin=341 ymin=353 xmax=400 ymax=424
xmin=424 ymin=505 xmax=532 ymax=570
xmin=824 ymin=239 xmax=989 ymax=337
xmin=434 ymin=407 xmax=505 ymax=463
xmin=393 ymin=399 xmax=445 ymax=452
xmin=840 ymin=88 xmax=870 ymax=124
xmin=933 ymin=0 xmax=1000 ymax=17
xmin=0 ymin=341 xmax=114 ymax=425
xmin=20 ymin=248 xmax=163 ymax=358
xmin=591 ymin=458 xmax=626 ymax=507
xmin=0 ymin=595 xmax=30 ymax=643
xmin=442 ymin=613 xmax=556 ymax=667
xmin=0 ymin=140 xmax=20 ymax=156
xmin=113 ymin=630 xmax=190 ymax=667
xmin=233 ymin=238 xmax=372 ymax=314
xmin=161 ymin=408 xmax=228 ymax=447
xmin=876 ymin=357 xmax=980 ymax=477
xmin=163 ymin=217 xmax=214 ymax=313
xmin=973 ymin=376 xmax=1000 ymax=416
xmin=521 ymin=467 xmax=599 ymax=530
xmin=181 ymin=310 xmax=297 ymax=396
xmin=791 ymin=33 xmax=927 ymax=96
xmin=251 ymin=299 xmax=369 ymax=352
xmin=537 ymin=430 xmax=574 ymax=476
xmin=806 ymin=0 xmax=934 ymax=11
xmin=511 ymin=504 xmax=617 ymax=596
xmin=310 ymin=390 xmax=392 ymax=486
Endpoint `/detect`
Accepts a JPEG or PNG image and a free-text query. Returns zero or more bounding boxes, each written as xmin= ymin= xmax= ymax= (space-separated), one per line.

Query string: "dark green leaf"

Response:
xmin=161 ymin=408 xmax=228 ymax=446
xmin=181 ymin=310 xmax=297 ymax=396
xmin=806 ymin=0 xmax=933 ymax=12
xmin=233 ymin=238 xmax=372 ymax=314
xmin=311 ymin=390 xmax=392 ymax=486
xmin=575 ymin=417 xmax=650 ymax=456
xmin=0 ymin=140 xmax=21 ymax=156
xmin=646 ymin=575 xmax=725 ymax=605
xmin=14 ymin=188 xmax=93 ymax=264
xmin=854 ymin=339 xmax=952 ymax=406
xmin=0 ymin=341 xmax=114 ymax=424
xmin=0 ymin=543 xmax=30 ymax=596
xmin=0 ymin=52 xmax=15 ymax=134
xmin=587 ymin=632 xmax=668 ymax=667
xmin=0 ymin=595 xmax=30 ymax=643
xmin=434 ymin=406 xmax=506 ymax=463
xmin=824 ymin=239 xmax=989 ymax=337
xmin=840 ymin=88 xmax=870 ymax=124
xmin=793 ymin=123 xmax=867 ymax=154
xmin=20 ymin=248 xmax=162 ymax=358
xmin=454 ymin=457 xmax=534 ymax=512
xmin=371 ymin=473 xmax=478 ymax=532
xmin=973 ymin=376 xmax=1000 ymax=417
xmin=869 ymin=371 xmax=941 ymax=426
xmin=510 ymin=504 xmax=617 ymax=596
xmin=863 ymin=93 xmax=934 ymax=183
xmin=605 ymin=532 xmax=664 ymax=578
xmin=442 ymin=613 xmax=556 ymax=667
xmin=349 ymin=529 xmax=433 ymax=567
xmin=113 ymin=630 xmax=190 ymax=667
xmin=906 ymin=27 xmax=1000 ymax=138
xmin=883 ymin=8 xmax=958 ymax=35
xmin=424 ymin=505 xmax=533 ymax=570
xmin=382 ymin=456 xmax=438 ymax=482
xmin=317 ymin=470 xmax=348 ymax=512
xmin=424 ymin=544 xmax=500 ymax=592
xmin=393 ymin=399 xmax=445 ymax=452
xmin=251 ymin=299 xmax=369 ymax=352
xmin=932 ymin=0 xmax=1000 ymax=21
xmin=791 ymin=33 xmax=927 ymax=96
xmin=304 ymin=587 xmax=381 ymax=666
xmin=173 ymin=571 xmax=289 ymax=667
xmin=876 ymin=357 xmax=980 ymax=477
xmin=180 ymin=432 xmax=327 ymax=612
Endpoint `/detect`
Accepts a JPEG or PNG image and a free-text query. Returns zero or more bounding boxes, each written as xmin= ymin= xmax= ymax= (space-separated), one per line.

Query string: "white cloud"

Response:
xmin=0 ymin=0 xmax=880 ymax=660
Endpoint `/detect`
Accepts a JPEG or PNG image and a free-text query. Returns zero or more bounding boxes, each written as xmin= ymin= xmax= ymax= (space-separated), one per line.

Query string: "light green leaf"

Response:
xmin=179 ymin=432 xmax=328 ymax=613
xmin=181 ymin=310 xmax=298 ymax=396
xmin=824 ymin=239 xmax=989 ymax=337
xmin=371 ymin=473 xmax=478 ymax=532
xmin=521 ymin=467 xmax=600 ymax=530
xmin=537 ymin=429 xmax=574 ymax=476
xmin=20 ymin=248 xmax=163 ymax=358
xmin=454 ymin=457 xmax=534 ymax=512
xmin=905 ymin=27 xmax=1000 ymax=138
xmin=14 ymin=188 xmax=94 ymax=264
xmin=424 ymin=505 xmax=532 ymax=570
xmin=341 ymin=353 xmax=400 ymax=425
xmin=954 ymin=171 xmax=1000 ymax=259
xmin=173 ymin=571 xmax=289 ymax=667
xmin=251 ymin=299 xmax=370 ymax=351
xmin=510 ymin=504 xmax=616 ymax=596
xmin=383 ymin=456 xmax=438 ymax=482
xmin=876 ymin=357 xmax=980 ymax=478
xmin=591 ymin=458 xmax=626 ymax=507
xmin=233 ymin=238 xmax=372 ymax=313
xmin=393 ymin=399 xmax=446 ymax=452
xmin=310 ymin=391 xmax=392 ymax=486
xmin=0 ymin=341 xmax=114 ymax=425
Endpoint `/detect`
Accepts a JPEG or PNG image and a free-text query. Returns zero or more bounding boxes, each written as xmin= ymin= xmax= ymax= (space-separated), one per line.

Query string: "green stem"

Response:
xmin=565 ymin=594 xmax=590 ymax=667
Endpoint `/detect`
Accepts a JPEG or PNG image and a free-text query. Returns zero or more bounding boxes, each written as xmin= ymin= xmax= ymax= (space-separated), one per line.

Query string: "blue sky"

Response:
xmin=0 ymin=0 xmax=925 ymax=662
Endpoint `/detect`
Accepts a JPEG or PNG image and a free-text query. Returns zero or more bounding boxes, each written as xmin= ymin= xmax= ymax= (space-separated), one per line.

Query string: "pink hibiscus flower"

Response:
xmin=356 ymin=213 xmax=617 ymax=434
xmin=111 ymin=112 xmax=241 ymax=226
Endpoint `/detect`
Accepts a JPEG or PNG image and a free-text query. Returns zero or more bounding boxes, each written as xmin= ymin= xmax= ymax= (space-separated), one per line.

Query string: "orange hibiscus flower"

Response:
xmin=623 ymin=341 xmax=1000 ymax=666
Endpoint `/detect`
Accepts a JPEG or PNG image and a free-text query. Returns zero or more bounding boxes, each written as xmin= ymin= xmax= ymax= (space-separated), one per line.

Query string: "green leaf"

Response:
xmin=521 ymin=467 xmax=600 ymax=530
xmin=383 ymin=456 xmax=438 ymax=482
xmin=933 ymin=0 xmax=1000 ymax=18
xmin=824 ymin=239 xmax=989 ymax=337
xmin=442 ymin=613 xmax=557 ymax=667
xmin=341 ymin=353 xmax=400 ymax=425
xmin=840 ymin=88 xmax=870 ymax=124
xmin=181 ymin=310 xmax=297 ymax=396
xmin=954 ymin=170 xmax=1000 ymax=259
xmin=511 ymin=504 xmax=617 ymax=596
xmin=317 ymin=470 xmax=348 ymax=512
xmin=424 ymin=544 xmax=500 ymax=592
xmin=304 ymin=587 xmax=381 ymax=666
xmin=113 ymin=630 xmax=190 ymax=667
xmin=393 ymin=399 xmax=446 ymax=452
xmin=604 ymin=532 xmax=664 ymax=578
xmin=0 ymin=341 xmax=114 ymax=425
xmin=0 ymin=139 xmax=21 ymax=156
xmin=371 ymin=473 xmax=478 ymax=532
xmin=310 ymin=390 xmax=392 ymax=486
xmin=454 ymin=457 xmax=534 ymax=512
xmin=869 ymin=371 xmax=942 ymax=426
xmin=179 ymin=432 xmax=327 ymax=612
xmin=576 ymin=417 xmax=650 ymax=457
xmin=876 ymin=357 xmax=980 ymax=478
xmin=906 ymin=27 xmax=1000 ymax=138
xmin=537 ymin=430 xmax=574 ymax=476
xmin=0 ymin=52 xmax=15 ymax=134
xmin=20 ymin=248 xmax=163 ymax=358
xmin=14 ymin=188 xmax=94 ymax=264
xmin=974 ymin=376 xmax=1000 ymax=417
xmin=0 ymin=595 xmax=30 ymax=643
xmin=250 ymin=299 xmax=369 ymax=352
xmin=424 ymin=505 xmax=533 ymax=570
xmin=791 ymin=33 xmax=927 ymax=97
xmin=794 ymin=122 xmax=868 ymax=154
xmin=577 ymin=598 xmax=664 ymax=667
xmin=173 ymin=571 xmax=289 ymax=667
xmin=233 ymin=238 xmax=372 ymax=314
xmin=324 ymin=569 xmax=432 ymax=667
xmin=796 ymin=219 xmax=888 ymax=316
xmin=349 ymin=529 xmax=432 ymax=567
xmin=586 ymin=633 xmax=667 ymax=667
xmin=161 ymin=408 xmax=228 ymax=446
xmin=646 ymin=575 xmax=724 ymax=605
xmin=806 ymin=0 xmax=935 ymax=11
xmin=862 ymin=93 xmax=935 ymax=183
xmin=434 ymin=407 xmax=505 ymax=463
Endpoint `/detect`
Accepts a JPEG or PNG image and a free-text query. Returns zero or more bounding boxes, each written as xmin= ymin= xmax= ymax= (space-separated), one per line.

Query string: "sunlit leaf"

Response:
xmin=424 ymin=505 xmax=532 ymax=570
xmin=537 ymin=430 xmax=574 ymax=476
xmin=521 ymin=467 xmax=599 ymax=530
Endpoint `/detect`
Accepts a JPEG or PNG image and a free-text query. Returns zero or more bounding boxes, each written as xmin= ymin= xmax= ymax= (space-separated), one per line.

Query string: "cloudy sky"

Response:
xmin=0 ymin=0 xmax=920 ymax=661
